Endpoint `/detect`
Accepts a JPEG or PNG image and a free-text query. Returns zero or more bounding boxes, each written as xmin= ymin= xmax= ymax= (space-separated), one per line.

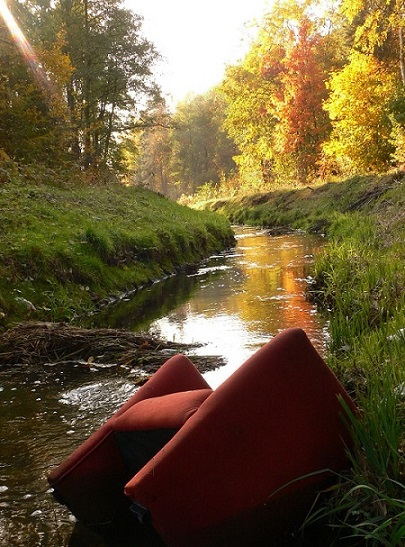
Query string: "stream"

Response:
xmin=0 ymin=227 xmax=328 ymax=546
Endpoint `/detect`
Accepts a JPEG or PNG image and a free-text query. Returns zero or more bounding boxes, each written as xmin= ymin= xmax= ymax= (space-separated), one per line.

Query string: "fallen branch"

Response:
xmin=0 ymin=322 xmax=223 ymax=377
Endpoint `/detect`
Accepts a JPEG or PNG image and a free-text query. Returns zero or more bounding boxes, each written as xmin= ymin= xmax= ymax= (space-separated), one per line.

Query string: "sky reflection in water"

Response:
xmin=145 ymin=228 xmax=328 ymax=387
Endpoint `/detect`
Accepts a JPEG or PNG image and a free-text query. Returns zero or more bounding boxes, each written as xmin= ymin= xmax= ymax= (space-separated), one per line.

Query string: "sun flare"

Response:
xmin=0 ymin=0 xmax=51 ymax=94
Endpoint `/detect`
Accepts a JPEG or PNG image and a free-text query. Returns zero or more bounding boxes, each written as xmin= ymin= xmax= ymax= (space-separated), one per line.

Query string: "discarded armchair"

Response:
xmin=48 ymin=328 xmax=357 ymax=546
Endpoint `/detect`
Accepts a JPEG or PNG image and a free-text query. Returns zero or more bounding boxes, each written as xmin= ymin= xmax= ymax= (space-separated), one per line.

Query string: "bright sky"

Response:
xmin=125 ymin=0 xmax=272 ymax=105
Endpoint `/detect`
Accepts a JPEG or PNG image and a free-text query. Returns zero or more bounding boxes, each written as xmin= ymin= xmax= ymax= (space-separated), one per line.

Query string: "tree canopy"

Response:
xmin=0 ymin=0 xmax=160 ymax=170
xmin=2 ymin=0 xmax=405 ymax=192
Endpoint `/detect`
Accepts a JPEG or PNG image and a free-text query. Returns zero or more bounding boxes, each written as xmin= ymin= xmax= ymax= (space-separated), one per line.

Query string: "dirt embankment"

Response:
xmin=205 ymin=172 xmax=405 ymax=245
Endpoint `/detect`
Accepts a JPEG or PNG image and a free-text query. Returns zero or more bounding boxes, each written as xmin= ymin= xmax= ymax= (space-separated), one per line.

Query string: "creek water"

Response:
xmin=0 ymin=227 xmax=328 ymax=546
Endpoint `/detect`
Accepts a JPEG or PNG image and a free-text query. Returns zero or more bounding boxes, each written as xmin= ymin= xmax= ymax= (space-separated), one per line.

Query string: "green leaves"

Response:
xmin=0 ymin=0 xmax=160 ymax=168
xmin=220 ymin=0 xmax=336 ymax=187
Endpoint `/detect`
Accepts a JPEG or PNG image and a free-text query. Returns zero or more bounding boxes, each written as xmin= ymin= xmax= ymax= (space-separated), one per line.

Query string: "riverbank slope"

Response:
xmin=0 ymin=166 xmax=234 ymax=329
xmin=202 ymin=172 xmax=405 ymax=544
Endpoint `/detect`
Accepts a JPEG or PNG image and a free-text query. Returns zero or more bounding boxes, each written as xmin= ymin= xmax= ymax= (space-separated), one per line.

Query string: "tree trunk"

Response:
xmin=104 ymin=105 xmax=115 ymax=163
xmin=82 ymin=0 xmax=92 ymax=168
xmin=60 ymin=0 xmax=81 ymax=161
xmin=399 ymin=27 xmax=405 ymax=86
xmin=66 ymin=80 xmax=81 ymax=160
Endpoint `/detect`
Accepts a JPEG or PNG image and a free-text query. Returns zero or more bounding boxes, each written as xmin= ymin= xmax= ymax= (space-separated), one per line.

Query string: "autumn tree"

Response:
xmin=323 ymin=52 xmax=397 ymax=173
xmin=345 ymin=0 xmax=405 ymax=167
xmin=220 ymin=39 xmax=278 ymax=188
xmin=321 ymin=0 xmax=403 ymax=173
xmin=58 ymin=0 xmax=160 ymax=171
xmin=0 ymin=0 xmax=72 ymax=163
xmin=221 ymin=0 xmax=337 ymax=187
xmin=132 ymin=91 xmax=236 ymax=199
xmin=132 ymin=102 xmax=173 ymax=196
xmin=340 ymin=0 xmax=404 ymax=71
xmin=273 ymin=16 xmax=331 ymax=182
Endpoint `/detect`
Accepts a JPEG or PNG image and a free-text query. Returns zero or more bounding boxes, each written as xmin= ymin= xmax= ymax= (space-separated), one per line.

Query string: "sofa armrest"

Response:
xmin=48 ymin=353 xmax=210 ymax=524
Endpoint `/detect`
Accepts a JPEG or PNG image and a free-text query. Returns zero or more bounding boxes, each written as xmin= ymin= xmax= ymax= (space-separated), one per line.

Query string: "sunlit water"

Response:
xmin=0 ymin=228 xmax=327 ymax=546
xmin=148 ymin=228 xmax=327 ymax=387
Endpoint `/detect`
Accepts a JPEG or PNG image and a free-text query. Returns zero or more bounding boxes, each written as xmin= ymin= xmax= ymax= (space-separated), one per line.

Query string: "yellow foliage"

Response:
xmin=340 ymin=0 xmax=365 ymax=23
xmin=323 ymin=52 xmax=398 ymax=173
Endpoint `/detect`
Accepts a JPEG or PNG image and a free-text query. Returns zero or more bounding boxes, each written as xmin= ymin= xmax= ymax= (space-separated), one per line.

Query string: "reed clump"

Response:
xmin=308 ymin=212 xmax=405 ymax=545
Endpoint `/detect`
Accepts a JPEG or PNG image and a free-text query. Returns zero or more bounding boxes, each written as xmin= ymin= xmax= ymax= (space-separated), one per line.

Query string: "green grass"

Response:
xmin=308 ymin=212 xmax=405 ymax=544
xmin=202 ymin=172 xmax=405 ymax=545
xmin=0 ymin=164 xmax=234 ymax=327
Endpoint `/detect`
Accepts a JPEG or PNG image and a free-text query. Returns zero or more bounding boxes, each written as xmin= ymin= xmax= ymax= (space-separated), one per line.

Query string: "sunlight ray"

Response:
xmin=0 ymin=0 xmax=52 ymax=95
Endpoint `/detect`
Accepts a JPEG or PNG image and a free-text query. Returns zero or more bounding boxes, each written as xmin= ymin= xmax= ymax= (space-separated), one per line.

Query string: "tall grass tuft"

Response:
xmin=306 ymin=208 xmax=405 ymax=544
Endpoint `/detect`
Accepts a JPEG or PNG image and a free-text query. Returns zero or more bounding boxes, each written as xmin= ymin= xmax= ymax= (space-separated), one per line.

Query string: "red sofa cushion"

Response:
xmin=114 ymin=389 xmax=213 ymax=431
xmin=47 ymin=353 xmax=211 ymax=525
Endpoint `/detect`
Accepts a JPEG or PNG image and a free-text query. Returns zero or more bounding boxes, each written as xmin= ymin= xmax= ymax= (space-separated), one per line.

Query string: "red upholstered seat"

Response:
xmin=113 ymin=389 xmax=212 ymax=431
xmin=48 ymin=328 xmax=356 ymax=544
xmin=113 ymin=388 xmax=213 ymax=481
xmin=124 ymin=328 xmax=357 ymax=546
xmin=47 ymin=354 xmax=211 ymax=525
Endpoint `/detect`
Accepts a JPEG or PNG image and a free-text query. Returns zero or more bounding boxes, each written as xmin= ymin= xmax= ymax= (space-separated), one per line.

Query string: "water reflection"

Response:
xmin=95 ymin=228 xmax=327 ymax=387
xmin=90 ymin=272 xmax=204 ymax=331
xmin=155 ymin=229 xmax=326 ymax=386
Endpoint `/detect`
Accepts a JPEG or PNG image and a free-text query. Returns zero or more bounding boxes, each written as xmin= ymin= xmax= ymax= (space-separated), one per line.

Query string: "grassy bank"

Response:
xmin=0 ymin=165 xmax=234 ymax=329
xmin=204 ymin=173 xmax=405 ymax=545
